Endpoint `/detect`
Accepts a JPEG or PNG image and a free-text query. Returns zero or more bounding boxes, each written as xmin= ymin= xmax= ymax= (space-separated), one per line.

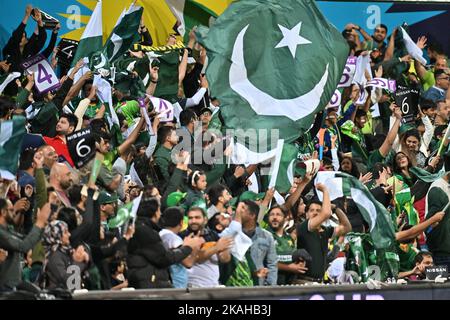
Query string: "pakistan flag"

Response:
xmin=201 ymin=0 xmax=348 ymax=145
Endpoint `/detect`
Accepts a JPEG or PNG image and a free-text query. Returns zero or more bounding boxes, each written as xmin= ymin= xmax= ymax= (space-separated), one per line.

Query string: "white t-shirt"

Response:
xmin=187 ymin=254 xmax=220 ymax=288
xmin=159 ymin=229 xmax=188 ymax=288
xmin=159 ymin=229 xmax=183 ymax=249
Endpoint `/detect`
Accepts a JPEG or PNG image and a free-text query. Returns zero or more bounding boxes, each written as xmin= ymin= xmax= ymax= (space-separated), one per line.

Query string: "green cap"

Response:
xmin=166 ymin=191 xmax=187 ymax=207
xmin=98 ymin=191 xmax=118 ymax=205
xmin=190 ymin=198 xmax=208 ymax=213
xmin=239 ymin=191 xmax=265 ymax=202
xmin=398 ymin=123 xmax=415 ymax=135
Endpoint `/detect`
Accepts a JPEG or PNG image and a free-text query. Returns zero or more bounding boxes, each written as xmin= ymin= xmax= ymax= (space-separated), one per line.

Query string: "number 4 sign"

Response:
xmin=21 ymin=54 xmax=60 ymax=94
xmin=149 ymin=97 xmax=174 ymax=122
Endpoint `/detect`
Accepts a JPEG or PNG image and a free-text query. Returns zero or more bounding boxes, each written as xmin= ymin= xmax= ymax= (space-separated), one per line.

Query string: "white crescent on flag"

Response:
xmin=229 ymin=24 xmax=329 ymax=121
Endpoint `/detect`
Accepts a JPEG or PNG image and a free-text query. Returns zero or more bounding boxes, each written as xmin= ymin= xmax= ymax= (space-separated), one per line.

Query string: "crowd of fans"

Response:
xmin=0 ymin=4 xmax=449 ymax=293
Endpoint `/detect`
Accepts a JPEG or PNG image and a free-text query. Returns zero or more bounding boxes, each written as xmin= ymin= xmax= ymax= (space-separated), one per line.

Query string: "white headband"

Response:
xmin=191 ymin=171 xmax=201 ymax=186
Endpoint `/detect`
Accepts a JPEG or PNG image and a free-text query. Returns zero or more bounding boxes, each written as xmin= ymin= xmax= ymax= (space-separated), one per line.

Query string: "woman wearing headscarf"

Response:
xmin=43 ymin=220 xmax=90 ymax=290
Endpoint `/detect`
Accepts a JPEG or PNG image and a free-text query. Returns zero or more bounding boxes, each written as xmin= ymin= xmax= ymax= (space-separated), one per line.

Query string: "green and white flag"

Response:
xmin=166 ymin=0 xmax=187 ymax=36
xmin=315 ymin=171 xmax=396 ymax=249
xmin=165 ymin=0 xmax=221 ymax=40
xmin=273 ymin=142 xmax=300 ymax=193
xmin=199 ymin=0 xmax=348 ymax=145
xmin=230 ymin=139 xmax=299 ymax=194
xmin=152 ymin=50 xmax=180 ymax=102
xmin=71 ymin=0 xmax=103 ymax=66
xmin=0 ymin=116 xmax=26 ymax=180
xmin=400 ymin=27 xmax=427 ymax=66
xmin=104 ymin=4 xmax=143 ymax=63
xmin=395 ymin=188 xmax=419 ymax=226
xmin=108 ymin=193 xmax=142 ymax=229
xmin=346 ymin=233 xmax=372 ymax=282
xmin=93 ymin=74 xmax=122 ymax=147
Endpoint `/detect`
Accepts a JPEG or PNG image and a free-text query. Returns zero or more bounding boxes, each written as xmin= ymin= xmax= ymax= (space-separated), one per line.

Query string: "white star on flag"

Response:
xmin=275 ymin=22 xmax=311 ymax=58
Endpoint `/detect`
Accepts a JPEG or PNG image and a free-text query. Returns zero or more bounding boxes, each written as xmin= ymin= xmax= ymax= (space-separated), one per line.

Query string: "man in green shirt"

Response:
xmin=154 ymin=126 xmax=179 ymax=190
xmin=415 ymin=57 xmax=448 ymax=92
xmin=425 ymin=152 xmax=450 ymax=269
xmin=94 ymin=118 xmax=145 ymax=193
xmin=267 ymin=206 xmax=305 ymax=285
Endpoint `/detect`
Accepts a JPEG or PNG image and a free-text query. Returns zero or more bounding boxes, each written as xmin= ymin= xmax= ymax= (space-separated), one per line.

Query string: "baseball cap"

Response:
xmin=17 ymin=172 xmax=35 ymax=188
xmin=98 ymin=191 xmax=118 ymax=205
xmin=166 ymin=191 xmax=187 ymax=207
xmin=238 ymin=191 xmax=265 ymax=202
xmin=200 ymin=107 xmax=213 ymax=115
xmin=189 ymin=198 xmax=208 ymax=216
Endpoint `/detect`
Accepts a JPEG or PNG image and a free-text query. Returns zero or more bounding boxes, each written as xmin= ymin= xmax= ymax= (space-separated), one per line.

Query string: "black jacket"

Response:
xmin=3 ymin=22 xmax=47 ymax=73
xmin=127 ymin=216 xmax=192 ymax=289
xmin=45 ymin=249 xmax=89 ymax=290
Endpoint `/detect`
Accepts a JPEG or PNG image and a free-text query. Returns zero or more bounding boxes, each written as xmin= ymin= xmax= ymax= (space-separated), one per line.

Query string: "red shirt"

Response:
xmin=43 ymin=135 xmax=74 ymax=167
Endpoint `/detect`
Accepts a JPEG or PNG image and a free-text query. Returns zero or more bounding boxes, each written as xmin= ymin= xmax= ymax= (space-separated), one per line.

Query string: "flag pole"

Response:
xmin=318 ymin=128 xmax=325 ymax=161
xmin=437 ymin=123 xmax=450 ymax=156
xmin=392 ymin=176 xmax=397 ymax=218
xmin=442 ymin=200 xmax=450 ymax=214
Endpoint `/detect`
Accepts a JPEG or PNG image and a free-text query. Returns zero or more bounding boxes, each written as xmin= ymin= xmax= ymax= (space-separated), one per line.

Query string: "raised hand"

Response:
xmin=264 ymin=187 xmax=275 ymax=201
xmin=400 ymin=55 xmax=412 ymax=63
xmin=14 ymin=198 xmax=30 ymax=213
xmin=150 ymin=66 xmax=159 ymax=82
xmin=25 ymin=4 xmax=33 ymax=17
xmin=72 ymin=245 xmax=89 ymax=263
xmin=215 ymin=236 xmax=234 ymax=252
xmin=189 ymin=28 xmax=197 ymax=42
xmin=315 ymin=183 xmax=327 ymax=192
xmin=32 ymin=8 xmax=43 ymax=25
xmin=183 ymin=233 xmax=205 ymax=250
xmin=124 ymin=225 xmax=135 ymax=240
xmin=429 ymin=155 xmax=441 ymax=170
xmin=375 ymin=65 xmax=383 ymax=78
xmin=233 ymin=166 xmax=246 ymax=178
xmin=26 ymin=73 xmax=35 ymax=84
xmin=289 ymin=263 xmax=308 ymax=274
xmin=393 ymin=106 xmax=402 ymax=120
xmin=416 ymin=36 xmax=428 ymax=50
xmin=53 ymin=23 xmax=61 ymax=33
xmin=36 ymin=203 xmax=51 ymax=228
xmin=81 ymin=70 xmax=93 ymax=81
xmin=301 ymin=171 xmax=314 ymax=184
xmin=87 ymin=85 xmax=97 ymax=101
xmin=33 ymin=151 xmax=44 ymax=169
xmin=359 ymin=172 xmax=373 ymax=184
xmin=199 ymin=73 xmax=209 ymax=89
xmin=74 ymin=59 xmax=85 ymax=72
xmin=0 ymin=61 xmax=11 ymax=73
